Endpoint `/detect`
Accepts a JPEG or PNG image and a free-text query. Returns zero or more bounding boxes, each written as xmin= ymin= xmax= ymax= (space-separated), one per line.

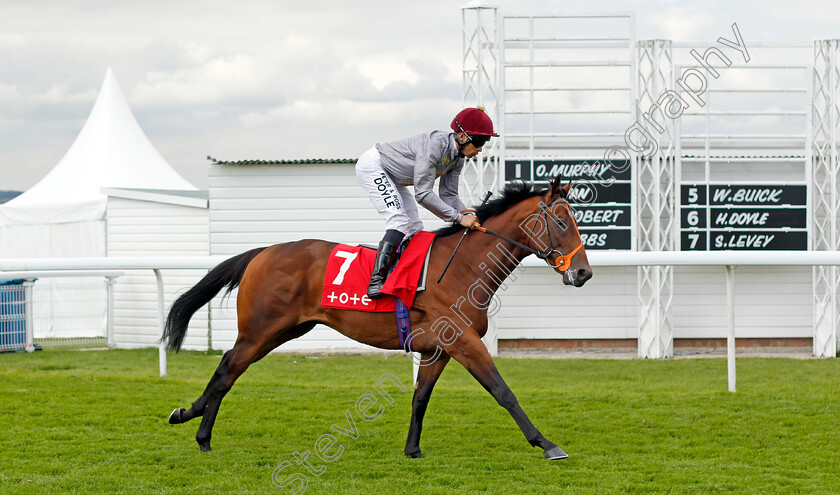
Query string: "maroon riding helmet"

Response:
xmin=451 ymin=106 xmax=499 ymax=148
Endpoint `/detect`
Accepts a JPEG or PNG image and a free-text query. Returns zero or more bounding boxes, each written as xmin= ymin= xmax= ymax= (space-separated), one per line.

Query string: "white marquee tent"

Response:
xmin=0 ymin=68 xmax=196 ymax=258
xmin=0 ymin=69 xmax=202 ymax=342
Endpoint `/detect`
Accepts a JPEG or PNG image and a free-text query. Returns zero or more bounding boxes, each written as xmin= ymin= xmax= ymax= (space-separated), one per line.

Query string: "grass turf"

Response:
xmin=0 ymin=348 xmax=838 ymax=494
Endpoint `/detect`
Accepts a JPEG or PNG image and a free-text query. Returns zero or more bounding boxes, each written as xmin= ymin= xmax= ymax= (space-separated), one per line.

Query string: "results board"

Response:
xmin=680 ymin=184 xmax=807 ymax=250
xmin=505 ymin=158 xmax=632 ymax=250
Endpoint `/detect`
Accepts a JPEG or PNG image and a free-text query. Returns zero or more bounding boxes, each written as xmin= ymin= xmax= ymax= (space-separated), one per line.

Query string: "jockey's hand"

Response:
xmin=459 ymin=214 xmax=481 ymax=230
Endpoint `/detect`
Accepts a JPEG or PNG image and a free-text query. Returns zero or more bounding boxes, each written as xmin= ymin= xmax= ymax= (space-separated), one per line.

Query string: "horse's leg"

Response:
xmin=169 ymin=322 xmax=315 ymax=451
xmin=169 ymin=352 xmax=230 ymax=425
xmin=447 ymin=333 xmax=568 ymax=460
xmin=192 ymin=339 xmax=263 ymax=451
xmin=404 ymin=353 xmax=451 ymax=458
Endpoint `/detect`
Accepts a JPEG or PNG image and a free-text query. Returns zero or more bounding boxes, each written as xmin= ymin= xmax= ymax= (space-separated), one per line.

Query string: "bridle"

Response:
xmin=475 ymin=195 xmax=584 ymax=270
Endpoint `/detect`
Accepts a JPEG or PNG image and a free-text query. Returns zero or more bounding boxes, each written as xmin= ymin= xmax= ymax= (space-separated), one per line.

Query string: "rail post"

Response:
xmin=105 ymin=276 xmax=116 ymax=349
xmin=23 ymin=280 xmax=35 ymax=353
xmin=726 ymin=265 xmax=736 ymax=392
xmin=154 ymin=269 xmax=167 ymax=378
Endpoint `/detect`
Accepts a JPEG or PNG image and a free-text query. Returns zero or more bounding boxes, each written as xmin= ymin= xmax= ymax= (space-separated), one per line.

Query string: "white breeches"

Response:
xmin=355 ymin=147 xmax=424 ymax=237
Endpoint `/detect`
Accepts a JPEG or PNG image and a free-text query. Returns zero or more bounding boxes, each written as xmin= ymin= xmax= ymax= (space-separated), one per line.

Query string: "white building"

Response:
xmin=104 ymin=188 xmax=209 ymax=350
xmin=204 ymin=157 xmax=811 ymax=356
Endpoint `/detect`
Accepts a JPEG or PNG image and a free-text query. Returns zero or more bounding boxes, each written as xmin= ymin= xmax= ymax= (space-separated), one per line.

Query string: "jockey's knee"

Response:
xmin=386 ymin=219 xmax=412 ymax=237
xmin=408 ymin=222 xmax=424 ymax=237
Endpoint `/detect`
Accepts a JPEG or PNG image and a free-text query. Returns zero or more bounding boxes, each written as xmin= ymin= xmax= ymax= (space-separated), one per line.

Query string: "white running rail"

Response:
xmin=3 ymin=252 xmax=840 ymax=390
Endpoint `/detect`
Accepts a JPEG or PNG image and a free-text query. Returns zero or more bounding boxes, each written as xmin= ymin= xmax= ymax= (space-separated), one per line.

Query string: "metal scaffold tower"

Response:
xmin=636 ymin=40 xmax=676 ymax=358
xmin=462 ymin=4 xmax=837 ymax=358
xmin=811 ymin=39 xmax=840 ymax=357
xmin=461 ymin=3 xmax=501 ymax=206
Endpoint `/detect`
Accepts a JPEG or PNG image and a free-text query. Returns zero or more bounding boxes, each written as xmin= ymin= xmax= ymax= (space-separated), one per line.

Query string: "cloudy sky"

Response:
xmin=1 ymin=0 xmax=838 ymax=191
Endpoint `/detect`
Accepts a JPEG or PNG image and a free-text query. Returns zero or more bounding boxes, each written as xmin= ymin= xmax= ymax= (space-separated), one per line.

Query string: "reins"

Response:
xmin=477 ymin=196 xmax=584 ymax=271
xmin=437 ymin=192 xmax=493 ymax=283
xmin=436 ymin=191 xmax=585 ymax=284
xmin=474 ymin=226 xmax=545 ymax=258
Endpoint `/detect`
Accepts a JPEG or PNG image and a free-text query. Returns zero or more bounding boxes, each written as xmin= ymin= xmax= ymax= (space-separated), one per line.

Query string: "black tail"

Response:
xmin=163 ymin=247 xmax=267 ymax=352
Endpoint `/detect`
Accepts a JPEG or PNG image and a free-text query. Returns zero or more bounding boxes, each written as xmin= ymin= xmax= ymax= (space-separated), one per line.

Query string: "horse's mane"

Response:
xmin=435 ymin=181 xmax=550 ymax=238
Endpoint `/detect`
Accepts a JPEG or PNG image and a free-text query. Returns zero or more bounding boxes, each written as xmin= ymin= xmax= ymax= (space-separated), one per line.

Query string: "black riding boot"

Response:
xmin=367 ymin=240 xmax=398 ymax=298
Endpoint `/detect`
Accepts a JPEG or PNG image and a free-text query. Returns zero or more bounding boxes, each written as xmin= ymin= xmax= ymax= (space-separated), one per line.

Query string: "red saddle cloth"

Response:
xmin=321 ymin=231 xmax=436 ymax=312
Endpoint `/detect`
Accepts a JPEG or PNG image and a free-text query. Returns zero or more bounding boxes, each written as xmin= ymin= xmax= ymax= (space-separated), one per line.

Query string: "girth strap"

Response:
xmin=395 ymin=296 xmax=412 ymax=351
xmin=390 ymin=243 xmax=413 ymax=352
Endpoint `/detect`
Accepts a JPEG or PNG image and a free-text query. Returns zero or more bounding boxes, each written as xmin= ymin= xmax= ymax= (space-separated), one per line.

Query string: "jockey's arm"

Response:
xmin=438 ymin=166 xmax=467 ymax=213
xmin=413 ymin=152 xmax=462 ymax=224
xmin=441 ymin=168 xmax=480 ymax=229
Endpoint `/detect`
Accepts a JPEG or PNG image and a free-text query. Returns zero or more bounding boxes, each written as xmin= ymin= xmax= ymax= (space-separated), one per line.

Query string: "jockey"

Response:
xmin=356 ymin=106 xmax=498 ymax=298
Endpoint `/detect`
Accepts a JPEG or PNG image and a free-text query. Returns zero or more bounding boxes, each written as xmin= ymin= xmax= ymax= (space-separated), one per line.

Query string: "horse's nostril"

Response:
xmin=577 ymin=268 xmax=592 ymax=282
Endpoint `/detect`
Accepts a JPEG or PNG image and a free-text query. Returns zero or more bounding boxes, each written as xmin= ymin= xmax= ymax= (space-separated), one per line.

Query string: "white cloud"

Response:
xmin=0 ymin=81 xmax=17 ymax=100
xmin=764 ymin=0 xmax=840 ymax=23
xmin=356 ymin=58 xmax=419 ymax=91
xmin=133 ymin=54 xmax=264 ymax=105
xmin=647 ymin=7 xmax=716 ymax=41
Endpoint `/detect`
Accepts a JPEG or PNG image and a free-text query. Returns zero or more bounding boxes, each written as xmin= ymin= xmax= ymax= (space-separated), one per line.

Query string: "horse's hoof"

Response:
xmin=199 ymin=442 xmax=212 ymax=452
xmin=405 ymin=450 xmax=424 ymax=458
xmin=168 ymin=408 xmax=185 ymax=424
xmin=544 ymin=445 xmax=568 ymax=460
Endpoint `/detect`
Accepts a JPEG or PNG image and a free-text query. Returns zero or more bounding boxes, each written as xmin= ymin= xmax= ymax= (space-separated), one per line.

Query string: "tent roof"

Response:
xmin=0 ymin=69 xmax=195 ymax=225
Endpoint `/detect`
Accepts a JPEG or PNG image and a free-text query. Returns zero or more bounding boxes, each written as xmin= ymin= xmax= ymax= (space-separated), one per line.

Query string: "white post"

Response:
xmin=726 ymin=265 xmax=736 ymax=392
xmin=23 ymin=280 xmax=35 ymax=352
xmin=482 ymin=315 xmax=498 ymax=357
xmin=154 ymin=269 xmax=167 ymax=378
xmin=105 ymin=276 xmax=116 ymax=349
xmin=412 ymin=354 xmax=420 ymax=386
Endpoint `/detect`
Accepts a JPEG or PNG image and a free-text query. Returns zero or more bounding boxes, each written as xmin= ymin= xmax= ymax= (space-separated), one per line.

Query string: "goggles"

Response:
xmin=468 ymin=134 xmax=491 ymax=148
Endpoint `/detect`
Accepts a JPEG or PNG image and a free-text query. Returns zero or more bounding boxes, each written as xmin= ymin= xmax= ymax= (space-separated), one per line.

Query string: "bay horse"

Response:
xmin=164 ymin=176 xmax=592 ymax=460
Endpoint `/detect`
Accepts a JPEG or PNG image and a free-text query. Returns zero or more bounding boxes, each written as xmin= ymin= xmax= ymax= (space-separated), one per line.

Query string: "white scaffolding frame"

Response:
xmin=461 ymin=7 xmax=838 ymax=358
xmin=496 ymin=12 xmax=636 ymax=153
xmin=636 ymin=39 xmax=675 ymax=358
xmin=812 ymin=40 xmax=840 ymax=357
xmin=461 ymin=4 xmax=501 ymax=206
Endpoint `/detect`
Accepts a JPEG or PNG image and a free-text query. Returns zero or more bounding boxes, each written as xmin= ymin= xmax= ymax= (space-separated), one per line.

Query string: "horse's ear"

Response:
xmin=562 ymin=180 xmax=572 ymax=196
xmin=550 ymin=175 xmax=564 ymax=197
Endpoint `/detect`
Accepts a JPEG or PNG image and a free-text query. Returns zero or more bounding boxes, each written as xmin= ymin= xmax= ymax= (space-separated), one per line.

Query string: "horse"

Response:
xmin=163 ymin=175 xmax=592 ymax=460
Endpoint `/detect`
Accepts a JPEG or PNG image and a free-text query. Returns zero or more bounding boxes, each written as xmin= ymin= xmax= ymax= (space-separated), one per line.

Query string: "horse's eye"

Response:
xmin=555 ymin=218 xmax=568 ymax=231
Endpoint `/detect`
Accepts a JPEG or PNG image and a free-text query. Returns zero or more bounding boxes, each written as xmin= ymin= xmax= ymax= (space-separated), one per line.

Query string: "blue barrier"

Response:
xmin=0 ymin=279 xmax=26 ymax=351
